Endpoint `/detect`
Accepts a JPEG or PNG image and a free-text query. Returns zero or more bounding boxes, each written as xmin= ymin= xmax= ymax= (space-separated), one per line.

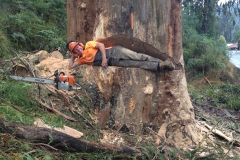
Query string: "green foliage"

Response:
xmin=0 ymin=30 xmax=12 ymax=59
xmin=182 ymin=0 xmax=219 ymax=37
xmin=182 ymin=5 xmax=229 ymax=76
xmin=0 ymin=133 xmax=60 ymax=160
xmin=183 ymin=33 xmax=228 ymax=74
xmin=183 ymin=0 xmax=240 ymax=43
xmin=239 ymin=39 xmax=240 ymax=50
xmin=233 ymin=29 xmax=240 ymax=42
xmin=0 ymin=80 xmax=65 ymax=126
xmin=138 ymin=142 xmax=180 ymax=160
xmin=0 ymin=80 xmax=36 ymax=110
xmin=189 ymin=83 xmax=240 ymax=110
xmin=0 ymin=0 xmax=67 ymax=52
xmin=182 ymin=0 xmax=240 ymax=77
xmin=0 ymin=82 xmax=36 ymax=124
xmin=219 ymin=35 xmax=227 ymax=44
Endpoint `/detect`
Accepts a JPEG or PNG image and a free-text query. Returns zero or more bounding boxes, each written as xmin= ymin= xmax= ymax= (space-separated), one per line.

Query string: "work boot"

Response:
xmin=159 ymin=59 xmax=175 ymax=71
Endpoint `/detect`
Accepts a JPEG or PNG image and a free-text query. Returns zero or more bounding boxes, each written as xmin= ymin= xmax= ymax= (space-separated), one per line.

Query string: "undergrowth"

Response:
xmin=0 ymin=80 xmax=65 ymax=127
xmin=0 ymin=132 xmax=134 ymax=160
xmin=0 ymin=77 xmax=135 ymax=159
xmin=189 ymin=82 xmax=240 ymax=111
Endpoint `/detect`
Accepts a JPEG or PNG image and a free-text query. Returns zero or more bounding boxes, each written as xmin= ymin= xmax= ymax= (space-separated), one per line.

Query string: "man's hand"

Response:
xmin=101 ymin=58 xmax=108 ymax=67
xmin=96 ymin=42 xmax=108 ymax=67
xmin=68 ymin=55 xmax=80 ymax=69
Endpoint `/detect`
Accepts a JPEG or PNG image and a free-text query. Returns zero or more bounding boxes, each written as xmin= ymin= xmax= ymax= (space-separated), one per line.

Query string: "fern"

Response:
xmin=12 ymin=32 xmax=26 ymax=41
xmin=0 ymin=30 xmax=11 ymax=58
xmin=0 ymin=0 xmax=67 ymax=52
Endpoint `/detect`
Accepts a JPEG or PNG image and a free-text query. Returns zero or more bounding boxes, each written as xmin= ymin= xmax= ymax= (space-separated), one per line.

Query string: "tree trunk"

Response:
xmin=67 ymin=0 xmax=202 ymax=149
xmin=0 ymin=119 xmax=139 ymax=154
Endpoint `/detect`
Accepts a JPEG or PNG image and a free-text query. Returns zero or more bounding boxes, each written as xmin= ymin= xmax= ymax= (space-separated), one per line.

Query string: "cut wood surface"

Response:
xmin=34 ymin=118 xmax=83 ymax=138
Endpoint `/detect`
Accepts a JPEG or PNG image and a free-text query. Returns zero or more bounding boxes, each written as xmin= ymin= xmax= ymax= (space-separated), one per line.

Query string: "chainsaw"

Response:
xmin=9 ymin=70 xmax=81 ymax=90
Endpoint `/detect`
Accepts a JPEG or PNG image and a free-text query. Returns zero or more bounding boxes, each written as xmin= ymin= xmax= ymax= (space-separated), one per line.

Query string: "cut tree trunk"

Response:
xmin=0 ymin=119 xmax=139 ymax=154
xmin=66 ymin=0 xmax=201 ymax=149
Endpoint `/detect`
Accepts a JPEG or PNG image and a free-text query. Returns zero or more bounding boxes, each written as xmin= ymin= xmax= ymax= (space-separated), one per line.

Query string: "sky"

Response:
xmin=218 ymin=0 xmax=229 ymax=4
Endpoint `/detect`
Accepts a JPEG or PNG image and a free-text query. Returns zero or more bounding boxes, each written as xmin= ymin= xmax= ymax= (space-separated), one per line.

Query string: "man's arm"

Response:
xmin=95 ymin=42 xmax=108 ymax=67
xmin=68 ymin=55 xmax=79 ymax=69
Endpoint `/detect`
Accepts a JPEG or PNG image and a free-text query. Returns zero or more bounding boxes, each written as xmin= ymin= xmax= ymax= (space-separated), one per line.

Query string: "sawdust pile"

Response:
xmin=35 ymin=51 xmax=71 ymax=78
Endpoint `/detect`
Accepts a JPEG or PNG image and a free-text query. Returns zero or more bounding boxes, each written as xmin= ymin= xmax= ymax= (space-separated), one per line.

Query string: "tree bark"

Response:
xmin=66 ymin=0 xmax=202 ymax=149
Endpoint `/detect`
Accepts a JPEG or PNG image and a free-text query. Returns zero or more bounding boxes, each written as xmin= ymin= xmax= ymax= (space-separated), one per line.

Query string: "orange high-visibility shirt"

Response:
xmin=75 ymin=41 xmax=98 ymax=65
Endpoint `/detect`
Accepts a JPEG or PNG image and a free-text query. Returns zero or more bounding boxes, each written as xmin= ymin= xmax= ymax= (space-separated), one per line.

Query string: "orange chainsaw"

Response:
xmin=10 ymin=70 xmax=81 ymax=90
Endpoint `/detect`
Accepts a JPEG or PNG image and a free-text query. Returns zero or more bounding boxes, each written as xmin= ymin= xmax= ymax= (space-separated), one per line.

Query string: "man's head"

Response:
xmin=66 ymin=40 xmax=85 ymax=56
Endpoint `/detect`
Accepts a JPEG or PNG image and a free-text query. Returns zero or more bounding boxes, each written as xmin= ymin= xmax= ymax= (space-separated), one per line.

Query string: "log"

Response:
xmin=0 ymin=119 xmax=139 ymax=154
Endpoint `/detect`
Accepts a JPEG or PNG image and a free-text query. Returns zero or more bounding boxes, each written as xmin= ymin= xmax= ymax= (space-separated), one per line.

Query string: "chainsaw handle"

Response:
xmin=130 ymin=3 xmax=134 ymax=46
xmin=54 ymin=70 xmax=59 ymax=77
xmin=130 ymin=4 xmax=134 ymax=30
xmin=59 ymin=72 xmax=65 ymax=76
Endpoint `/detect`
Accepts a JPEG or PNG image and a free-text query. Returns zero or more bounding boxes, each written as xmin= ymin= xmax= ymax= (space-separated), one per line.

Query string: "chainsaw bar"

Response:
xmin=10 ymin=75 xmax=55 ymax=85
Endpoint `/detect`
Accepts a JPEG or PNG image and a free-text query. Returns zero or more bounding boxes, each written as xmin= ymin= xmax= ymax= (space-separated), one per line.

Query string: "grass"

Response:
xmin=188 ymin=82 xmax=240 ymax=110
xmin=0 ymin=80 xmax=67 ymax=128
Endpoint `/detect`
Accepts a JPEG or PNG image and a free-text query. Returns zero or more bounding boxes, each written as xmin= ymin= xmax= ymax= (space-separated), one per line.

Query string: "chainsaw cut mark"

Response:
xmin=129 ymin=97 xmax=136 ymax=114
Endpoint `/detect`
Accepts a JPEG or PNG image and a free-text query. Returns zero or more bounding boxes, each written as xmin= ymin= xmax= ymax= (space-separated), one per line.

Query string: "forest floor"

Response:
xmin=192 ymin=100 xmax=240 ymax=159
xmin=185 ymin=63 xmax=240 ymax=159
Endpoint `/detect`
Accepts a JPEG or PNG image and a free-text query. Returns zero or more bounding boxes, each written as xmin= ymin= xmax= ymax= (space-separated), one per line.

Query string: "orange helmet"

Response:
xmin=68 ymin=42 xmax=85 ymax=52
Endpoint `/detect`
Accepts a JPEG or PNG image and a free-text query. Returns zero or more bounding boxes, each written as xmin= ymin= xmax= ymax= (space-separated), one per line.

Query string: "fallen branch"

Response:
xmin=195 ymin=152 xmax=214 ymax=160
xmin=223 ymin=109 xmax=238 ymax=120
xmin=147 ymin=127 xmax=167 ymax=148
xmin=55 ymin=89 xmax=75 ymax=114
xmin=0 ymin=97 xmax=24 ymax=113
xmin=192 ymin=122 xmax=219 ymax=160
xmin=203 ymin=76 xmax=212 ymax=86
xmin=76 ymin=108 xmax=94 ymax=128
xmin=31 ymin=143 xmax=58 ymax=151
xmin=36 ymin=99 xmax=77 ymax=122
xmin=84 ymin=90 xmax=92 ymax=103
xmin=111 ymin=124 xmax=124 ymax=139
xmin=204 ymin=123 xmax=240 ymax=147
xmin=0 ymin=119 xmax=140 ymax=154
xmin=45 ymin=85 xmax=75 ymax=114
xmin=10 ymin=49 xmax=36 ymax=77
xmin=222 ymin=139 xmax=235 ymax=159
xmin=45 ymin=84 xmax=57 ymax=93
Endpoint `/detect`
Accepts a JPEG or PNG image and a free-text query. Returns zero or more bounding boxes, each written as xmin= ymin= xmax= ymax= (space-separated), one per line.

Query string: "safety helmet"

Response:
xmin=68 ymin=41 xmax=84 ymax=52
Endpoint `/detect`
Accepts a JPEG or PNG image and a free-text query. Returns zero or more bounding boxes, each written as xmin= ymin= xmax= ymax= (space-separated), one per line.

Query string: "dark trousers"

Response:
xmin=93 ymin=46 xmax=160 ymax=71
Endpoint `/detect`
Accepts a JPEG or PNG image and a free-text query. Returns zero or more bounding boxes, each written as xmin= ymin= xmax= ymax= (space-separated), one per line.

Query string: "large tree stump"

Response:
xmin=66 ymin=0 xmax=202 ymax=149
